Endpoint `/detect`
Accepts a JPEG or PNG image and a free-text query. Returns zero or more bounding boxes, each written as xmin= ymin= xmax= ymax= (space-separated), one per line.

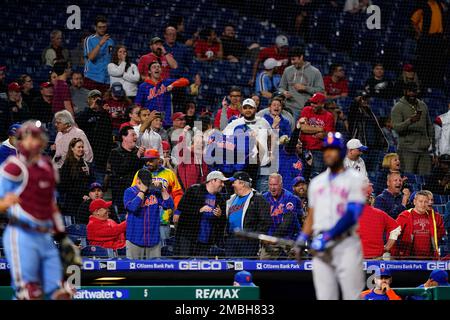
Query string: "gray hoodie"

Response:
xmin=278 ymin=62 xmax=324 ymax=114
xmin=391 ymin=97 xmax=434 ymax=152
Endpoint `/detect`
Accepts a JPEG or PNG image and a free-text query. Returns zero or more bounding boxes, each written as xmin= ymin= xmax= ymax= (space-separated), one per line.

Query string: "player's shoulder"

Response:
xmin=0 ymin=156 xmax=26 ymax=181
xmin=360 ymin=289 xmax=372 ymax=299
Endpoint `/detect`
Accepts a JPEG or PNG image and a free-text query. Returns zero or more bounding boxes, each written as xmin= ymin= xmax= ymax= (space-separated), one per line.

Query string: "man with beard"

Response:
xmin=292 ymin=176 xmax=308 ymax=215
xmin=347 ymin=91 xmax=389 ymax=172
xmin=223 ymin=98 xmax=272 ymax=191
xmin=374 ymin=172 xmax=410 ymax=219
xmin=138 ymin=37 xmax=178 ymax=81
xmin=83 ymin=16 xmax=115 ymax=93
xmin=295 ymin=132 xmax=367 ymax=300
xmin=391 ymin=82 xmax=434 ymax=175
xmin=135 ymin=61 xmax=189 ymax=127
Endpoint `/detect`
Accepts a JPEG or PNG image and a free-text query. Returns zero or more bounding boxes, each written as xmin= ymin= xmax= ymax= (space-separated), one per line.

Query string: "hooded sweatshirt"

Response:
xmin=279 ymin=62 xmax=324 ymax=114
xmin=391 ymin=97 xmax=434 ymax=152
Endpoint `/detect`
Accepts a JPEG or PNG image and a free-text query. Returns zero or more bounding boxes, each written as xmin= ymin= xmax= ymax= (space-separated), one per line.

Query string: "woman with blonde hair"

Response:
xmin=375 ymin=153 xmax=407 ymax=194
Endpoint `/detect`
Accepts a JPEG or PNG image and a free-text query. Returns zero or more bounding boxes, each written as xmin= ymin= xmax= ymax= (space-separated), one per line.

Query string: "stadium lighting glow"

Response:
xmin=94 ymin=277 xmax=126 ymax=281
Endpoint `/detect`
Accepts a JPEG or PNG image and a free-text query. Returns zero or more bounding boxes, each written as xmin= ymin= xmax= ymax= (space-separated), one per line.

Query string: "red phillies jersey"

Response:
xmin=299 ymin=106 xmax=335 ymax=150
xmin=3 ymin=155 xmax=57 ymax=220
xmin=323 ymin=75 xmax=349 ymax=96
xmin=194 ymin=40 xmax=221 ymax=59
xmin=358 ymin=205 xmax=399 ymax=258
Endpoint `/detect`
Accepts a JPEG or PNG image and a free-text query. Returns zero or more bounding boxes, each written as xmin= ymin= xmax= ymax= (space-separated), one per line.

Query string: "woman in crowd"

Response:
xmin=58 ymin=138 xmax=95 ymax=221
xmin=107 ymin=45 xmax=140 ymax=99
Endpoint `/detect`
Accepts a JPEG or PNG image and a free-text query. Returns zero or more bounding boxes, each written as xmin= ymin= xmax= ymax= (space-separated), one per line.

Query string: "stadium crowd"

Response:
xmin=1 ymin=0 xmax=450 ymax=260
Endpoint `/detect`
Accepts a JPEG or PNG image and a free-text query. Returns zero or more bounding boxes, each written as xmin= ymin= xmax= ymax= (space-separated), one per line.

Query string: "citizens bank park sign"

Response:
xmin=2 ymin=259 xmax=450 ymax=272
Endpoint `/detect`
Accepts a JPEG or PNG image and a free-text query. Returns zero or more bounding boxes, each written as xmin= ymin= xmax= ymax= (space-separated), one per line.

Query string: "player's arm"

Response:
xmin=0 ymin=193 xmax=19 ymax=212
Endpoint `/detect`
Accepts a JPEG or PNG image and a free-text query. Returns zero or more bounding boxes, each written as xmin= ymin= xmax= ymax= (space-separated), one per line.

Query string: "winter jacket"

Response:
xmin=87 ymin=215 xmax=127 ymax=249
xmin=226 ymin=190 xmax=272 ymax=235
xmin=76 ymin=107 xmax=113 ymax=170
xmin=175 ymin=183 xmax=227 ymax=244
xmin=123 ymin=185 xmax=174 ymax=247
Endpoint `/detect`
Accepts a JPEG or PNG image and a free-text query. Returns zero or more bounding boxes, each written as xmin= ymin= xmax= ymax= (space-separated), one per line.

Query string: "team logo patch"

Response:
xmin=286 ymin=202 xmax=294 ymax=210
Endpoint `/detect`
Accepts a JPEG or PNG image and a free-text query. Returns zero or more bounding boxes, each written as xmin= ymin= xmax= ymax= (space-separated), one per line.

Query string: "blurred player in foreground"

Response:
xmin=361 ymin=268 xmax=401 ymax=300
xmin=0 ymin=120 xmax=81 ymax=300
xmin=295 ymin=132 xmax=367 ymax=300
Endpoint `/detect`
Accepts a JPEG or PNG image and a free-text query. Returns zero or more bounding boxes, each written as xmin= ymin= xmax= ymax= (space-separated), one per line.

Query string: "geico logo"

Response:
xmin=303 ymin=261 xmax=313 ymax=270
xmin=179 ymin=261 xmax=222 ymax=270
xmin=427 ymin=262 xmax=450 ymax=270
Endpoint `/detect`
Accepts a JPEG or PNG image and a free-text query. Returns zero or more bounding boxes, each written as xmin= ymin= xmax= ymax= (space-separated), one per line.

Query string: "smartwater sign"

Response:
xmin=0 ymin=286 xmax=259 ymax=300
xmin=74 ymin=289 xmax=129 ymax=300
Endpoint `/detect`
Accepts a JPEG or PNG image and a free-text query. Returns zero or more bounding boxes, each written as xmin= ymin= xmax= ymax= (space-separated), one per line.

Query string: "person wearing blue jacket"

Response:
xmin=261 ymin=173 xmax=302 ymax=259
xmin=124 ymin=168 xmax=174 ymax=259
xmin=0 ymin=123 xmax=21 ymax=165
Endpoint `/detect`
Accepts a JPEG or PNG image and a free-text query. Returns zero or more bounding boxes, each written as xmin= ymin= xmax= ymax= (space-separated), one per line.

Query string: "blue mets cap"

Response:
xmin=429 ymin=270 xmax=449 ymax=285
xmin=234 ymin=271 xmax=255 ymax=286
xmin=293 ymin=176 xmax=306 ymax=186
xmin=89 ymin=182 xmax=103 ymax=191
xmin=8 ymin=123 xmax=21 ymax=136
xmin=375 ymin=268 xmax=392 ymax=278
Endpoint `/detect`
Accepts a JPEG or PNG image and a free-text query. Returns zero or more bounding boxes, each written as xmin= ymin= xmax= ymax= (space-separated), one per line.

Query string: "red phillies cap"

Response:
xmin=403 ymin=64 xmax=414 ymax=72
xmin=142 ymin=149 xmax=160 ymax=159
xmin=162 ymin=140 xmax=170 ymax=152
xmin=40 ymin=81 xmax=53 ymax=88
xmin=8 ymin=82 xmax=21 ymax=92
xmin=309 ymin=92 xmax=327 ymax=105
xmin=89 ymin=199 xmax=112 ymax=213
xmin=172 ymin=112 xmax=185 ymax=121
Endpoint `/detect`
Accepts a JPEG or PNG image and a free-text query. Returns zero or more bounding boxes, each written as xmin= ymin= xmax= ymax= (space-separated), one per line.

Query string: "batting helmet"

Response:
xmin=16 ymin=120 xmax=48 ymax=159
xmin=323 ymin=132 xmax=346 ymax=159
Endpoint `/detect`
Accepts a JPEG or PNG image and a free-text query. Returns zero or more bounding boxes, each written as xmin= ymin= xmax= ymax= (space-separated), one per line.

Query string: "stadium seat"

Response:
xmin=66 ymin=224 xmax=87 ymax=237
xmin=81 ymin=246 xmax=115 ymax=259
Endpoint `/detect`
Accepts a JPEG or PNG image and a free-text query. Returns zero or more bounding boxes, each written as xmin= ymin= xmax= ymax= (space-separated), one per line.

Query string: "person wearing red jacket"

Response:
xmin=298 ymin=92 xmax=335 ymax=175
xmin=358 ymin=180 xmax=401 ymax=259
xmin=393 ymin=190 xmax=445 ymax=259
xmin=87 ymin=198 xmax=126 ymax=250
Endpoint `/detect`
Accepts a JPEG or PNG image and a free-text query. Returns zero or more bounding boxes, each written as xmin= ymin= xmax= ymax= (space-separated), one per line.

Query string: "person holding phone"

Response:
xmin=391 ymin=82 xmax=434 ymax=175
xmin=83 ymin=15 xmax=115 ymax=94
xmin=123 ymin=169 xmax=174 ymax=259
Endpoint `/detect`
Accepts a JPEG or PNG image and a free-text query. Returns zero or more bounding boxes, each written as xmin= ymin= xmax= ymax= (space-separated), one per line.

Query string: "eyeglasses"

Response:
xmin=230 ymin=95 xmax=241 ymax=98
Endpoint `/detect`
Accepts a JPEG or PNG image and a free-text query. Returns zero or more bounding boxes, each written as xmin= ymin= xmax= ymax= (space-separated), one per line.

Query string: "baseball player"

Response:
xmin=295 ymin=132 xmax=367 ymax=300
xmin=0 ymin=120 xmax=80 ymax=300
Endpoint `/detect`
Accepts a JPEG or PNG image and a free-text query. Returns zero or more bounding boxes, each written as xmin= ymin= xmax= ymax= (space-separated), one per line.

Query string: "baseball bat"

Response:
xmin=233 ymin=229 xmax=336 ymax=256
xmin=234 ymin=229 xmax=296 ymax=247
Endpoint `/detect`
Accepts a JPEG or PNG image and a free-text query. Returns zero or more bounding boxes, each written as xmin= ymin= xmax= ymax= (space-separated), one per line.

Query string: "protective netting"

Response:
xmin=0 ymin=0 xmax=449 ymax=260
